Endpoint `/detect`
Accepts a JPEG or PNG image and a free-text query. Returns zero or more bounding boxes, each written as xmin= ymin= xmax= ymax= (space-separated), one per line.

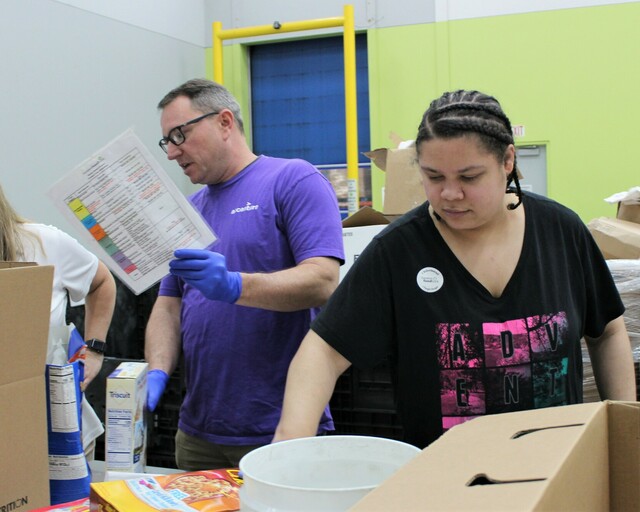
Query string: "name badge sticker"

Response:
xmin=416 ymin=267 xmax=444 ymax=293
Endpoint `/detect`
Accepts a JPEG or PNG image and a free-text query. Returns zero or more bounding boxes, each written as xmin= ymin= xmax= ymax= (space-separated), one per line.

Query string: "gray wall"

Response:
xmin=202 ymin=0 xmax=635 ymax=43
xmin=204 ymin=0 xmax=437 ymax=43
xmin=1 ymin=0 xmax=205 ymax=240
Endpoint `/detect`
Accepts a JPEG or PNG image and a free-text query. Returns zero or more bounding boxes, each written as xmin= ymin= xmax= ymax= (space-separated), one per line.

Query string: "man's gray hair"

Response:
xmin=158 ymin=78 xmax=245 ymax=134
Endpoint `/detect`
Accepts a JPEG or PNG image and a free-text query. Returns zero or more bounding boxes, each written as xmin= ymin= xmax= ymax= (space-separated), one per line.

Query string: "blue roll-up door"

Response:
xmin=250 ymin=35 xmax=371 ymax=214
xmin=251 ymin=34 xmax=369 ymax=164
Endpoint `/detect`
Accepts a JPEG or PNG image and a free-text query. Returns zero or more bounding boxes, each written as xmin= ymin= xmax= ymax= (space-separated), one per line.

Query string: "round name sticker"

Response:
xmin=416 ymin=267 xmax=444 ymax=293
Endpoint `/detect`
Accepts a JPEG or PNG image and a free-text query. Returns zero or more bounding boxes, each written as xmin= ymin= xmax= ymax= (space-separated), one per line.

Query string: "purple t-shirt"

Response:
xmin=159 ymin=155 xmax=345 ymax=445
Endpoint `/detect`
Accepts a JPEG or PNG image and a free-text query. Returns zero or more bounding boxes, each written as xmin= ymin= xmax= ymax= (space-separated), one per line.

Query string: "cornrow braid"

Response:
xmin=416 ymin=90 xmax=522 ymax=210
xmin=433 ymin=102 xmax=513 ymax=134
xmin=435 ymin=118 xmax=513 ymax=146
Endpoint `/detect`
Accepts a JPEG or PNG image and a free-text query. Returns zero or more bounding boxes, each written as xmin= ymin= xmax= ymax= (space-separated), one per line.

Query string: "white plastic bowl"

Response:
xmin=239 ymin=435 xmax=421 ymax=511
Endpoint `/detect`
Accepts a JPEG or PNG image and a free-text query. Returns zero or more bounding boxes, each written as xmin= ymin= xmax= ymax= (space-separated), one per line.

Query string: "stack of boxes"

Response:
xmin=587 ymin=189 xmax=640 ymax=259
xmin=585 ymin=193 xmax=640 ymax=402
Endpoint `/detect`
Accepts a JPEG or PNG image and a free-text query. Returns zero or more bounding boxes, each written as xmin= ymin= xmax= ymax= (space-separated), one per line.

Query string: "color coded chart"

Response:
xmin=67 ymin=198 xmax=137 ymax=276
xmin=48 ymin=129 xmax=217 ymax=295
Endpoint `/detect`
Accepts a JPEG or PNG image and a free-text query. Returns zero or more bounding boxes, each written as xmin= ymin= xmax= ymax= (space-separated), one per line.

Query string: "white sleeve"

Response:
xmin=29 ymin=224 xmax=100 ymax=303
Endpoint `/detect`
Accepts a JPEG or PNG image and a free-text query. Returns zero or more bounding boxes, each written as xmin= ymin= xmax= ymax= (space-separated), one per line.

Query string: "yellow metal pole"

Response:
xmin=211 ymin=6 xmax=360 ymax=213
xmin=343 ymin=4 xmax=359 ymax=214
xmin=218 ymin=17 xmax=344 ymax=40
xmin=213 ymin=21 xmax=224 ymax=84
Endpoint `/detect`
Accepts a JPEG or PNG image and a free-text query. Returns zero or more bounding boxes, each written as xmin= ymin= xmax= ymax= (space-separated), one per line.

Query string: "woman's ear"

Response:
xmin=503 ymin=144 xmax=516 ymax=174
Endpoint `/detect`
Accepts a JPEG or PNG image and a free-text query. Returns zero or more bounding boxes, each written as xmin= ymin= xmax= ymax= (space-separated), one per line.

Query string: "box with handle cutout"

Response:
xmin=350 ymin=401 xmax=640 ymax=511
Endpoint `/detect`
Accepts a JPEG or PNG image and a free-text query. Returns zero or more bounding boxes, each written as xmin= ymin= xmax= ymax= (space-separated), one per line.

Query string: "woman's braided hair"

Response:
xmin=416 ymin=90 xmax=522 ymax=210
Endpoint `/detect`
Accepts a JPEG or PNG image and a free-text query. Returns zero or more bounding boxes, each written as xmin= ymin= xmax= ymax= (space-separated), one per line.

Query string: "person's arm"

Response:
xmin=273 ymin=329 xmax=352 ymax=442
xmin=81 ymin=261 xmax=116 ymax=391
xmin=237 ymin=256 xmax=339 ymax=311
xmin=585 ymin=315 xmax=637 ymax=401
xmin=169 ymin=252 xmax=340 ymax=312
xmin=144 ymin=295 xmax=182 ymax=374
xmin=143 ymin=295 xmax=183 ymax=410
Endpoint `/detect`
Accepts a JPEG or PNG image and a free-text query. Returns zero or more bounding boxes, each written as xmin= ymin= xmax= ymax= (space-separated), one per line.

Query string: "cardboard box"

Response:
xmin=105 ymin=361 xmax=148 ymax=473
xmin=618 ymin=202 xmax=640 ymax=224
xmin=350 ymin=401 xmax=640 ymax=511
xmin=340 ymin=207 xmax=389 ymax=282
xmin=364 ymin=142 xmax=425 ymax=217
xmin=0 ymin=263 xmax=54 ymax=510
xmin=363 ymin=135 xmax=524 ymax=219
xmin=341 ymin=224 xmax=387 ymax=282
xmin=605 ymin=187 xmax=640 ymax=225
xmin=588 ymin=217 xmax=640 ymax=259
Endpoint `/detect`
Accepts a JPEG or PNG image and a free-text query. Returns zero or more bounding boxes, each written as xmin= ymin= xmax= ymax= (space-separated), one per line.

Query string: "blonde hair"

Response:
xmin=0 ymin=184 xmax=42 ymax=261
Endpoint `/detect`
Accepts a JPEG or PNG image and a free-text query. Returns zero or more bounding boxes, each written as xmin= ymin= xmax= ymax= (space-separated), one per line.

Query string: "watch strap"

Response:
xmin=85 ymin=338 xmax=107 ymax=354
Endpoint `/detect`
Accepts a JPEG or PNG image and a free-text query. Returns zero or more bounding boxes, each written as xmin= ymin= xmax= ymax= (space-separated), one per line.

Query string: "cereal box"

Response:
xmin=89 ymin=469 xmax=242 ymax=511
xmin=105 ymin=361 xmax=148 ymax=473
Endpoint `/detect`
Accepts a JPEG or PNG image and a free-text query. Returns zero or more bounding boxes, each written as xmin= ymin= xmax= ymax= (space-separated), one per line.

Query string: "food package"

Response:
xmin=31 ymin=498 xmax=89 ymax=511
xmin=105 ymin=361 xmax=148 ymax=473
xmin=90 ymin=469 xmax=242 ymax=511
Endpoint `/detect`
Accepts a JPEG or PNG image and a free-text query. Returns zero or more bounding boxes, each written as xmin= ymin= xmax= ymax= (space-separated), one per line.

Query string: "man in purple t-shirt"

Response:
xmin=144 ymin=79 xmax=345 ymax=470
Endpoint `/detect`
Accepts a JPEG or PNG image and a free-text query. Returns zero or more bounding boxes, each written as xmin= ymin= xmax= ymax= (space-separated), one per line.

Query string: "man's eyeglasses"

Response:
xmin=158 ymin=111 xmax=219 ymax=153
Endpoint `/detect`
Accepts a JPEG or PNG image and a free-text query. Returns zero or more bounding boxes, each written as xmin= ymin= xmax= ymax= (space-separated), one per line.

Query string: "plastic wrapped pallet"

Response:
xmin=583 ymin=259 xmax=640 ymax=402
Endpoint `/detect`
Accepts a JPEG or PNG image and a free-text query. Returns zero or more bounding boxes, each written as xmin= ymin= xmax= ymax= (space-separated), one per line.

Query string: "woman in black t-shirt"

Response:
xmin=273 ymin=90 xmax=636 ymax=449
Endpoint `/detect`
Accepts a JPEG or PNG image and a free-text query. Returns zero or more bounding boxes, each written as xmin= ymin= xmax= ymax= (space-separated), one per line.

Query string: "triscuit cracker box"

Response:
xmin=106 ymin=361 xmax=148 ymax=473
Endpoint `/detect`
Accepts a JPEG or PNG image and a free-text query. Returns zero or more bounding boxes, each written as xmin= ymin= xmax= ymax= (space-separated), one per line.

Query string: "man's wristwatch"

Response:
xmin=85 ymin=338 xmax=107 ymax=355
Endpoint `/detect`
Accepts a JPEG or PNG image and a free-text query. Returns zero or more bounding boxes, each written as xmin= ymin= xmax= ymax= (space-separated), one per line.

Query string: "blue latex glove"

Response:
xmin=169 ymin=249 xmax=242 ymax=303
xmin=146 ymin=369 xmax=169 ymax=412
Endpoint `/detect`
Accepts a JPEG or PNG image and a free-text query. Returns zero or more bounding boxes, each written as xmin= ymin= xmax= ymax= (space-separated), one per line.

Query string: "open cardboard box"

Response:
xmin=361 ymin=134 xmax=526 ymax=222
xmin=363 ymin=137 xmax=425 ymax=218
xmin=606 ymin=187 xmax=640 ymax=225
xmin=617 ymin=202 xmax=640 ymax=224
xmin=340 ymin=139 xmax=426 ymax=278
xmin=0 ymin=263 xmax=54 ymax=510
xmin=340 ymin=207 xmax=389 ymax=282
xmin=340 ymin=222 xmax=387 ymax=282
xmin=588 ymin=217 xmax=640 ymax=259
xmin=350 ymin=401 xmax=640 ymax=511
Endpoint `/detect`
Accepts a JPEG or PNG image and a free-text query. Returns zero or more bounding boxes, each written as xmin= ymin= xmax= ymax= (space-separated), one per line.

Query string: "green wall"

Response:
xmin=211 ymin=2 xmax=640 ymax=222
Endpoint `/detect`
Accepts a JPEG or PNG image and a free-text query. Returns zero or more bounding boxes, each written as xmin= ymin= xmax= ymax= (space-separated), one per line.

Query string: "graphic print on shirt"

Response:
xmin=230 ymin=202 xmax=260 ymax=215
xmin=437 ymin=312 xmax=569 ymax=431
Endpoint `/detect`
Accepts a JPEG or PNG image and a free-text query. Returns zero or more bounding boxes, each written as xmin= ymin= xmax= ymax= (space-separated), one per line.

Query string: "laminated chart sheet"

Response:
xmin=48 ymin=129 xmax=217 ymax=295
